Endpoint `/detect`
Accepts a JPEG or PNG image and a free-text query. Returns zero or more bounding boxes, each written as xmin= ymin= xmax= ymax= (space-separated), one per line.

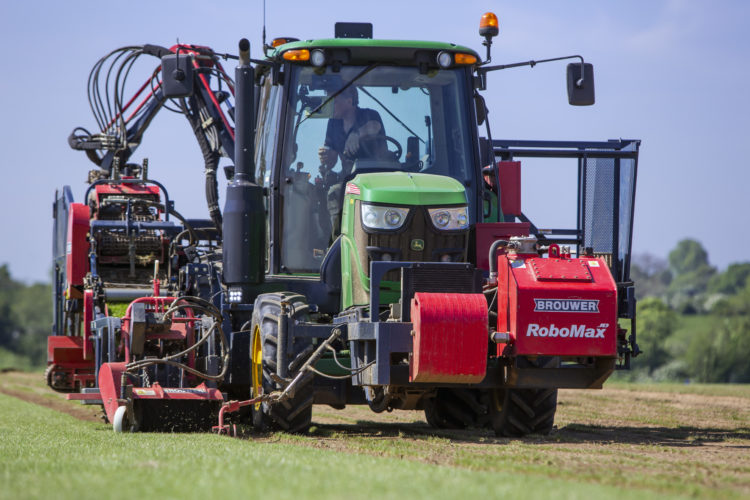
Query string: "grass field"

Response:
xmin=0 ymin=371 xmax=748 ymax=500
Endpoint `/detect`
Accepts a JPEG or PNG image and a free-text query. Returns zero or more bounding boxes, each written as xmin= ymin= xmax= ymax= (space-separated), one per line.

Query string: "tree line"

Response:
xmin=0 ymin=264 xmax=51 ymax=367
xmin=627 ymin=239 xmax=750 ymax=383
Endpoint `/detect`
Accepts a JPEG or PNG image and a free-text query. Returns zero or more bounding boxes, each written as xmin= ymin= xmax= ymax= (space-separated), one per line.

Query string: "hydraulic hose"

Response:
xmin=125 ymin=297 xmax=229 ymax=381
xmin=184 ymin=103 xmax=223 ymax=237
xmin=488 ymin=239 xmax=511 ymax=282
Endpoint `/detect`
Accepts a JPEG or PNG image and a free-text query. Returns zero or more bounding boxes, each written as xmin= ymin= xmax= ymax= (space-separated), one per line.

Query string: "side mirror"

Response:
xmin=474 ymin=94 xmax=486 ymax=125
xmin=161 ymin=54 xmax=194 ymax=98
xmin=567 ymin=62 xmax=595 ymax=106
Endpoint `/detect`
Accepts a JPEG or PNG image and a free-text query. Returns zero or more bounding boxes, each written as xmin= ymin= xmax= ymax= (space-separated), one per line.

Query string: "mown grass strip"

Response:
xmin=0 ymin=393 xmax=686 ymax=500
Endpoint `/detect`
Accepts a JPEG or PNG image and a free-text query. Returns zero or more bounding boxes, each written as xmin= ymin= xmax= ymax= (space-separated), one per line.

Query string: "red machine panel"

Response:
xmin=410 ymin=292 xmax=488 ymax=383
xmin=474 ymin=222 xmax=530 ymax=271
xmin=65 ymin=203 xmax=90 ymax=287
xmin=99 ymin=362 xmax=127 ymax=422
xmin=497 ymin=254 xmax=617 ymax=357
xmin=46 ymin=336 xmax=95 ymax=391
xmin=94 ymin=183 xmax=160 ymax=197
xmin=48 ymin=335 xmax=87 ymax=364
xmin=497 ymin=161 xmax=521 ymax=216
xmin=98 ymin=362 xmax=223 ymax=425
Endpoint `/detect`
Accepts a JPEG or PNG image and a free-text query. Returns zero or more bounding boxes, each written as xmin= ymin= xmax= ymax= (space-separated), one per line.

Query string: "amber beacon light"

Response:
xmin=479 ymin=12 xmax=499 ymax=38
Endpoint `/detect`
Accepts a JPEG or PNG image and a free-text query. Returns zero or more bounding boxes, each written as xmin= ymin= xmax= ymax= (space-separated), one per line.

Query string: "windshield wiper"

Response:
xmin=297 ymin=63 xmax=379 ymax=127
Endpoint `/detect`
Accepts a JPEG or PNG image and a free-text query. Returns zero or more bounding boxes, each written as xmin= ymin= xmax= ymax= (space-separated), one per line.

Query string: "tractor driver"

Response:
xmin=317 ymin=86 xmax=387 ymax=238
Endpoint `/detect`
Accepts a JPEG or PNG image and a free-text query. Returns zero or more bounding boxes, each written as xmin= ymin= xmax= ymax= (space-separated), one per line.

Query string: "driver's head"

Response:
xmin=331 ymin=86 xmax=359 ymax=118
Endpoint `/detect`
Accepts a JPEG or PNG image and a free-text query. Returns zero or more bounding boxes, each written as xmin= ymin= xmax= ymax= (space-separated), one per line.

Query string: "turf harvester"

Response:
xmin=48 ymin=13 xmax=641 ymax=436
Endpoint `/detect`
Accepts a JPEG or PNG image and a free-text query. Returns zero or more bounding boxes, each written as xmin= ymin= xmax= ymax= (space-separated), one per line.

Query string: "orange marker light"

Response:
xmin=479 ymin=12 xmax=499 ymax=38
xmin=282 ymin=49 xmax=310 ymax=61
xmin=454 ymin=53 xmax=477 ymax=65
xmin=271 ymin=37 xmax=300 ymax=48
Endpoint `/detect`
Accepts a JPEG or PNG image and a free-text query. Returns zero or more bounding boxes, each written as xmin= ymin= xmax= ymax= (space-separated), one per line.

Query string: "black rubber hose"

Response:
xmin=185 ymin=109 xmax=223 ymax=237
xmin=488 ymin=239 xmax=510 ymax=278
xmin=141 ymin=44 xmax=171 ymax=58
xmin=204 ymin=166 xmax=222 ymax=237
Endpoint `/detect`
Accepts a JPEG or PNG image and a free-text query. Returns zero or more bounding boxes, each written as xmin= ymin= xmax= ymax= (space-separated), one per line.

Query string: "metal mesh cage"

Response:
xmin=582 ymin=156 xmax=615 ymax=254
xmin=492 ymin=139 xmax=639 ymax=285
xmin=581 ymin=143 xmax=638 ymax=283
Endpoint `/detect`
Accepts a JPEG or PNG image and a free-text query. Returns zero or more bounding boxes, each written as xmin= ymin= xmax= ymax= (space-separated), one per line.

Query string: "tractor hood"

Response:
xmin=349 ymin=172 xmax=467 ymax=206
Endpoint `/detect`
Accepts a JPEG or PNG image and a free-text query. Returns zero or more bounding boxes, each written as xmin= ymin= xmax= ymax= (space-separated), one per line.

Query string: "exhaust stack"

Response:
xmin=223 ymin=38 xmax=264 ymax=298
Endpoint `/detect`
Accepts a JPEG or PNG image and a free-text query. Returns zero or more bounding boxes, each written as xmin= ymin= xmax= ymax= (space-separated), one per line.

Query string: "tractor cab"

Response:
xmin=257 ymin=39 xmax=482 ymax=304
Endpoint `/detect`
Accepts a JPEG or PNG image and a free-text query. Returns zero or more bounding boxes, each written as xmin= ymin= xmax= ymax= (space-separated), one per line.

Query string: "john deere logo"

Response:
xmin=410 ymin=239 xmax=425 ymax=251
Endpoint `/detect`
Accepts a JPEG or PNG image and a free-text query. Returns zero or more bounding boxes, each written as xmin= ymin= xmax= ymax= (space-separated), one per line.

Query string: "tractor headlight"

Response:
xmin=361 ymin=203 xmax=409 ymax=230
xmin=428 ymin=206 xmax=469 ymax=230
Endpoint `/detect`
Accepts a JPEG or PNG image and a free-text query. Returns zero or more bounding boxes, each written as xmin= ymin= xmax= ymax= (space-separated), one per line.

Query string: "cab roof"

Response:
xmin=270 ymin=38 xmax=479 ymax=67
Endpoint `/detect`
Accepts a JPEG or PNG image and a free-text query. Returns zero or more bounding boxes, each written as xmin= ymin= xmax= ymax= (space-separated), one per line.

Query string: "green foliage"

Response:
xmin=0 ymin=264 xmax=20 ymax=347
xmin=660 ymin=239 xmax=715 ymax=312
xmin=630 ymin=254 xmax=671 ymax=301
xmin=0 ymin=264 xmax=51 ymax=368
xmin=685 ymin=281 xmax=750 ymax=383
xmin=708 ymin=262 xmax=750 ymax=295
xmin=631 ymin=288 xmax=750 ymax=383
xmin=668 ymin=238 xmax=711 ymax=275
xmin=0 ymin=346 xmax=34 ymax=371
xmin=620 ymin=238 xmax=750 ymax=383
xmin=634 ymin=298 xmax=678 ymax=374
xmin=106 ymin=302 xmax=130 ymax=318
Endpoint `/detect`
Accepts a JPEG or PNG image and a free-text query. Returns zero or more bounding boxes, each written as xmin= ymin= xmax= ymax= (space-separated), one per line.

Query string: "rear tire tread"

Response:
xmin=492 ymin=388 xmax=558 ymax=437
xmin=251 ymin=292 xmax=314 ymax=434
xmin=424 ymin=389 xmax=490 ymax=430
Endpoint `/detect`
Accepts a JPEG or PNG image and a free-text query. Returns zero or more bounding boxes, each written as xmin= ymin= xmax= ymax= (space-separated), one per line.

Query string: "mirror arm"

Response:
xmin=478 ymin=54 xmax=586 ymax=86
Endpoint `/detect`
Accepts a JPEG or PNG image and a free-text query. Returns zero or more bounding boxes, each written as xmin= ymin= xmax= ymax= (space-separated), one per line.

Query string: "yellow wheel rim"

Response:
xmin=251 ymin=325 xmax=263 ymax=410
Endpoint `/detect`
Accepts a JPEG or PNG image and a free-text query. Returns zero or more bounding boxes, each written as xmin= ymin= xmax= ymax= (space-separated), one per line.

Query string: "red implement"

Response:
xmin=410 ymin=292 xmax=488 ymax=383
xmin=497 ymin=252 xmax=618 ymax=357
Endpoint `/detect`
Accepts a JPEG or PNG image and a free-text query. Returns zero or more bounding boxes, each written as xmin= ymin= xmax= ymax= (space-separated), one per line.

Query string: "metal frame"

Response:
xmin=492 ymin=138 xmax=640 ymax=284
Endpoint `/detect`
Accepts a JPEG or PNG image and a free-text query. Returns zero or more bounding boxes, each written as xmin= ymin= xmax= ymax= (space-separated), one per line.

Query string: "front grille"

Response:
xmin=354 ymin=202 xmax=468 ymax=281
xmin=400 ymin=263 xmax=482 ymax=321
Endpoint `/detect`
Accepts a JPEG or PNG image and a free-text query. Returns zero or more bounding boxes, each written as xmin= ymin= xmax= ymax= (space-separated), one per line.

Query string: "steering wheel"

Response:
xmin=354 ymin=134 xmax=403 ymax=162
xmin=383 ymin=135 xmax=403 ymax=161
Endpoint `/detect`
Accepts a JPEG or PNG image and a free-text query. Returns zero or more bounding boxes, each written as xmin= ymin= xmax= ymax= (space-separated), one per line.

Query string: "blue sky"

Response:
xmin=1 ymin=0 xmax=748 ymax=283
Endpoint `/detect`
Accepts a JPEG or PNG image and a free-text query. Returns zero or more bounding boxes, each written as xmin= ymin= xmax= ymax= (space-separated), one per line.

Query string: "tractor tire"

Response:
xmin=490 ymin=388 xmax=557 ymax=437
xmin=424 ymin=389 xmax=491 ymax=429
xmin=490 ymin=356 xmax=559 ymax=437
xmin=250 ymin=292 xmax=314 ymax=433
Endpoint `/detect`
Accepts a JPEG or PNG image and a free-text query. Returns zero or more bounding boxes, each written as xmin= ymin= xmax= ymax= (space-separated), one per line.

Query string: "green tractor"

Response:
xmin=212 ymin=15 xmax=639 ymax=436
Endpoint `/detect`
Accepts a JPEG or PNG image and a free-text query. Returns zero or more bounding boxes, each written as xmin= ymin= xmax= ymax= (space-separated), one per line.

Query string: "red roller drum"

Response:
xmin=410 ymin=292 xmax=488 ymax=384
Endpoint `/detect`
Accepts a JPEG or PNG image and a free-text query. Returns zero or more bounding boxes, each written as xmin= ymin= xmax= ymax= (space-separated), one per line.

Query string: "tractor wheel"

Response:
xmin=423 ymin=389 xmax=491 ymax=429
xmin=490 ymin=388 xmax=558 ymax=437
xmin=250 ymin=292 xmax=314 ymax=433
xmin=490 ymin=356 xmax=560 ymax=437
